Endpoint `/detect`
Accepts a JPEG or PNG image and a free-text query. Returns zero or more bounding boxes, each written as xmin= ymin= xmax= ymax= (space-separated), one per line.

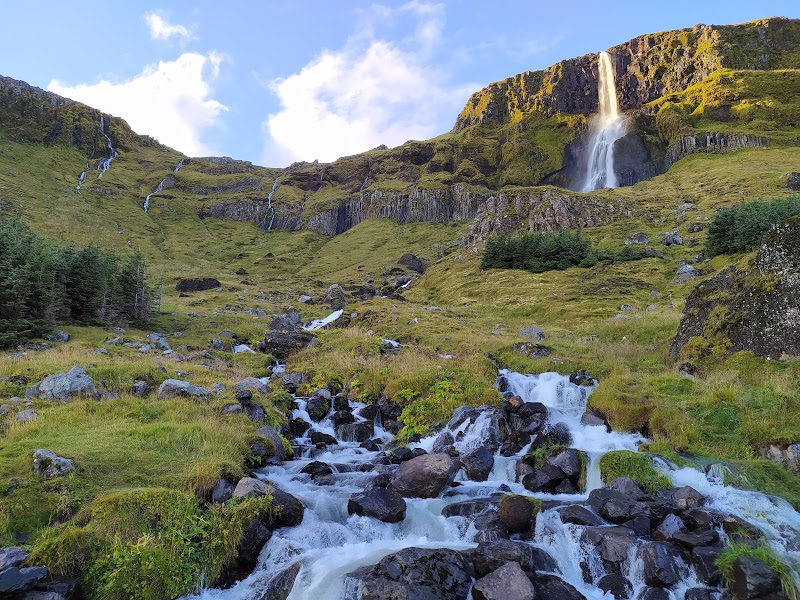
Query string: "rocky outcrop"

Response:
xmin=454 ymin=18 xmax=800 ymax=131
xmin=390 ymin=453 xmax=460 ymax=498
xmin=175 ymin=278 xmax=220 ymax=292
xmin=671 ymin=217 xmax=800 ymax=360
xmin=33 ymin=449 xmax=75 ymax=478
xmin=467 ymin=187 xmax=628 ymax=242
xmin=25 ymin=365 xmax=99 ymax=401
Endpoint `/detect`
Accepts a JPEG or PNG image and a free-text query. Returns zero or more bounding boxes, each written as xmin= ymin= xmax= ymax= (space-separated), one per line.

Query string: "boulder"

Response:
xmin=310 ymin=431 xmax=337 ymax=446
xmin=685 ymin=587 xmax=716 ymax=600
xmin=216 ymin=517 xmax=272 ymax=587
xmin=691 ymin=546 xmax=723 ymax=586
xmin=515 ymin=402 xmax=548 ymax=433
xmin=461 ymin=446 xmax=495 ymax=481
xmin=261 ymin=330 xmax=316 ymax=359
xmin=786 ymin=172 xmax=800 ymax=191
xmin=639 ymin=542 xmax=680 ymax=587
xmin=306 ymin=392 xmax=331 ymax=422
xmin=639 ymin=587 xmax=671 ymax=600
xmin=348 ymin=486 xmax=407 ymax=523
xmin=732 ymin=556 xmax=787 ymax=600
xmin=345 ymin=547 xmax=471 ymax=600
xmin=260 ymin=562 xmax=301 ymax=600
xmin=390 ymin=453 xmax=460 ymax=498
xmin=282 ymin=372 xmax=309 ymax=394
xmin=398 ymin=253 xmax=426 ymax=274
xmin=268 ymin=485 xmax=306 ymax=528
xmin=156 ymin=379 xmax=211 ymax=400
xmin=233 ymin=477 xmax=268 ymax=498
xmin=43 ymin=331 xmax=70 ymax=343
xmin=15 ymin=409 xmax=38 ymax=422
xmin=289 ymin=417 xmax=311 ymax=438
xmin=472 ymin=561 xmax=536 ymax=600
xmin=256 ymin=425 xmax=290 ymax=462
xmin=519 ymin=326 xmax=546 ymax=340
xmin=500 ymin=430 xmax=532 ymax=456
xmin=523 ymin=465 xmax=568 ymax=493
xmin=211 ymin=478 xmax=235 ymax=503
xmin=661 ymin=231 xmax=683 ymax=246
xmin=558 ymin=504 xmax=605 ymax=526
xmin=673 ymin=486 xmax=704 ymax=510
xmin=626 ymin=232 xmax=649 ymax=245
xmin=26 ymin=365 xmax=99 ymax=400
xmin=533 ymin=574 xmax=588 ymax=600
xmin=474 ymin=539 xmax=558 ymax=578
xmin=32 ymin=449 xmax=75 ymax=478
xmin=301 ymin=461 xmax=334 ymax=480
xmin=653 ymin=513 xmax=685 ymax=541
xmin=531 ymin=422 xmax=572 ymax=450
xmin=498 ymin=494 xmax=535 ymax=533
xmin=175 ymin=278 xmax=220 ymax=292
xmin=473 ymin=509 xmax=511 ymax=543
xmin=332 ymin=410 xmax=355 ymax=427
xmin=234 ymin=377 xmax=271 ymax=395
xmin=338 ymin=422 xmax=374 ymax=442
xmin=598 ymin=573 xmax=634 ymax=600
xmin=581 ymin=526 xmax=638 ymax=564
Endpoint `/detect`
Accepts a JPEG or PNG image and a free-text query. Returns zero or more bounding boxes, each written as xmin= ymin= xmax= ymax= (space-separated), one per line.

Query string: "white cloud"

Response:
xmin=48 ymin=53 xmax=227 ymax=157
xmin=262 ymin=1 xmax=475 ymax=165
xmin=145 ymin=12 xmax=194 ymax=42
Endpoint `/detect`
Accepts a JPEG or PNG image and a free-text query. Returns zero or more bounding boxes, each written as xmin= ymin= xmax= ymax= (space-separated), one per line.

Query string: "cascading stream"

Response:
xmin=266 ymin=177 xmax=279 ymax=230
xmin=581 ymin=51 xmax=626 ymax=192
xmin=183 ymin=370 xmax=800 ymax=600
xmin=143 ymin=159 xmax=186 ymax=212
xmin=96 ymin=115 xmax=118 ymax=178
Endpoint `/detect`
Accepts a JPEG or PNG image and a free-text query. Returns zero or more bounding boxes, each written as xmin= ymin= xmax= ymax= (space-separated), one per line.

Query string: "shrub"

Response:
xmin=706 ymin=196 xmax=800 ymax=257
xmin=481 ymin=231 xmax=595 ymax=273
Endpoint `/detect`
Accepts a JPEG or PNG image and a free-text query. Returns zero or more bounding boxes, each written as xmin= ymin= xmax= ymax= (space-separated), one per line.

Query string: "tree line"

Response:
xmin=0 ymin=219 xmax=153 ymax=348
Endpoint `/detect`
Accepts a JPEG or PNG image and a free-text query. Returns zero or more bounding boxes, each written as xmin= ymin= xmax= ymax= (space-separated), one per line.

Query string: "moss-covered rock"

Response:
xmin=599 ymin=450 xmax=672 ymax=493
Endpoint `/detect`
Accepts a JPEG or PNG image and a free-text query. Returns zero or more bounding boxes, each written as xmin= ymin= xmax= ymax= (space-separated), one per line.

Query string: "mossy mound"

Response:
xmin=599 ymin=450 xmax=672 ymax=493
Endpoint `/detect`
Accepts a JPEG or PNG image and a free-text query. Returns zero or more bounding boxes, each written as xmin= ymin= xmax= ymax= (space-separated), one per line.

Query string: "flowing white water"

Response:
xmin=144 ymin=159 xmax=185 ymax=212
xmin=75 ymin=162 xmax=89 ymax=191
xmin=303 ymin=310 xmax=344 ymax=331
xmin=183 ymin=370 xmax=800 ymax=600
xmin=581 ymin=51 xmax=626 ymax=192
xmin=265 ymin=177 xmax=279 ymax=231
xmin=175 ymin=158 xmax=186 ymax=173
xmin=96 ymin=115 xmax=118 ymax=178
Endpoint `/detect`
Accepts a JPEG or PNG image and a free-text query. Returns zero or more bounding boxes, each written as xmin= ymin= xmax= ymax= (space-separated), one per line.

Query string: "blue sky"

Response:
xmin=2 ymin=1 xmax=798 ymax=166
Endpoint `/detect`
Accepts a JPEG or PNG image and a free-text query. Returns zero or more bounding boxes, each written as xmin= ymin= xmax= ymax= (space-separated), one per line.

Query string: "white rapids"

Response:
xmin=581 ymin=51 xmax=626 ymax=192
xmin=96 ymin=115 xmax=118 ymax=178
xmin=182 ymin=369 xmax=800 ymax=600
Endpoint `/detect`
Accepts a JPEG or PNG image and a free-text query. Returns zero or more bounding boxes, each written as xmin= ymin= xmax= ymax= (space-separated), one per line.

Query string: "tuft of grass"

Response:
xmin=716 ymin=543 xmax=799 ymax=600
xmin=599 ymin=450 xmax=672 ymax=493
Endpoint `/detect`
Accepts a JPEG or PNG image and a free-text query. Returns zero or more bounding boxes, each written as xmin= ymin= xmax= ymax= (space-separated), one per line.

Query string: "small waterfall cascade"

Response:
xmin=143 ymin=159 xmax=185 ymax=212
xmin=96 ymin=115 xmax=118 ymax=179
xmin=75 ymin=162 xmax=90 ymax=191
xmin=265 ymin=177 xmax=279 ymax=230
xmin=182 ymin=370 xmax=800 ymax=600
xmin=581 ymin=51 xmax=626 ymax=192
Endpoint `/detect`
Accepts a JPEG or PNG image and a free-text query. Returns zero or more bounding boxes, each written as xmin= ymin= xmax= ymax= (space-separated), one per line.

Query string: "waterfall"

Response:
xmin=581 ymin=51 xmax=626 ymax=192
xmin=266 ymin=177 xmax=279 ymax=230
xmin=96 ymin=115 xmax=118 ymax=179
xmin=174 ymin=158 xmax=186 ymax=173
xmin=75 ymin=162 xmax=89 ymax=191
xmin=144 ymin=159 xmax=184 ymax=212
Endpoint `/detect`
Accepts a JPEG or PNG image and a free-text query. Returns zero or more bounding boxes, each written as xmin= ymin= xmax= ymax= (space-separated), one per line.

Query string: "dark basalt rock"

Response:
xmin=581 ymin=526 xmax=638 ymax=565
xmin=338 ymin=421 xmax=375 ymax=442
xmin=306 ymin=393 xmax=331 ymax=422
xmin=501 ymin=430 xmax=532 ymax=456
xmin=348 ymin=486 xmax=407 ymax=523
xmin=472 ymin=561 xmax=536 ymax=600
xmin=473 ymin=539 xmax=558 ymax=578
xmin=531 ymin=422 xmax=573 ymax=450
xmin=345 ymin=547 xmax=472 ymax=600
xmin=217 ymin=518 xmax=272 ymax=587
xmin=532 ymin=574 xmax=588 ymax=600
xmin=261 ymin=330 xmax=316 ymax=359
xmin=598 ymin=573 xmax=634 ymax=600
xmin=390 ymin=453 xmax=460 ymax=498
xmin=558 ymin=504 xmax=605 ymax=526
xmin=289 ymin=417 xmax=311 ymax=438
xmin=332 ymin=410 xmax=355 ymax=427
xmin=301 ymin=461 xmax=334 ymax=480
xmin=175 ymin=277 xmax=220 ymax=292
xmin=498 ymin=494 xmax=535 ymax=533
xmin=461 ymin=446 xmax=495 ymax=481
xmin=691 ymin=546 xmax=723 ymax=586
xmin=260 ymin=562 xmax=301 ymax=600
xmin=732 ymin=556 xmax=788 ymax=600
xmin=310 ymin=431 xmax=337 ymax=446
xmin=639 ymin=542 xmax=681 ymax=587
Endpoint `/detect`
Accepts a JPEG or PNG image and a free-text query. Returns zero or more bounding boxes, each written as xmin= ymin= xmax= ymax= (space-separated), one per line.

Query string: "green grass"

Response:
xmin=716 ymin=543 xmax=800 ymax=600
xmin=599 ymin=450 xmax=673 ymax=493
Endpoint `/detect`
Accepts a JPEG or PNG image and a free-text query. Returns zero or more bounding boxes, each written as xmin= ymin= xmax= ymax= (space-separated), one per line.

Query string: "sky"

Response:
xmin=1 ymin=1 xmax=798 ymax=167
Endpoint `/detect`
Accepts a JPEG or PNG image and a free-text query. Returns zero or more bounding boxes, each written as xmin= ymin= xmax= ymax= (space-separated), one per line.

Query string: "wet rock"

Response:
xmin=388 ymin=447 xmax=415 ymax=464
xmin=217 ymin=517 xmax=272 ymax=587
xmin=558 ymin=504 xmax=605 ymax=526
xmin=211 ymin=478 xmax=235 ymax=503
xmin=267 ymin=484 xmax=305 ymax=528
xmin=289 ymin=417 xmax=311 ymax=438
xmin=306 ymin=392 xmax=331 ymax=422
xmin=345 ymin=547 xmax=471 ymax=600
xmin=391 ymin=453 xmax=460 ymax=498
xmin=0 ymin=566 xmax=48 ymax=595
xmin=332 ymin=410 xmax=355 ymax=427
xmin=472 ymin=561 xmax=536 ymax=600
xmin=442 ymin=498 xmax=497 ymax=518
xmin=580 ymin=410 xmax=610 ymax=430
xmin=310 ymin=431 xmax=337 ymax=446
xmin=581 ymin=526 xmax=638 ymax=564
xmin=338 ymin=422 xmax=374 ymax=442
xmin=432 ymin=431 xmax=455 ymax=453
xmin=586 ymin=488 xmax=637 ymax=522
xmin=598 ymin=573 xmax=634 ymax=599
xmin=514 ymin=401 xmax=548 ymax=434
xmin=461 ymin=446 xmax=495 ymax=481
xmin=348 ymin=486 xmax=407 ymax=523
xmin=691 ymin=546 xmax=723 ymax=586
xmin=639 ymin=542 xmax=680 ymax=587
xmin=732 ymin=556 xmax=787 ymax=600
xmin=26 ymin=365 xmax=99 ymax=400
xmin=672 ymin=530 xmax=720 ymax=549
xmin=32 ymin=449 xmax=74 ymax=478
xmin=498 ymin=494 xmax=535 ymax=533
xmin=532 ymin=574 xmax=588 ymax=600
xmin=360 ymin=439 xmax=381 ymax=451
xmin=474 ymin=539 xmax=558 ymax=578
xmin=379 ymin=400 xmax=403 ymax=421
xmin=333 ymin=396 xmax=350 ymax=411
xmin=653 ymin=513 xmax=685 ymax=541
xmin=157 ymin=379 xmax=211 ymax=400
xmin=260 ymin=562 xmax=301 ymax=600
xmin=531 ymin=422 xmax=573 ymax=450
xmin=639 ymin=587 xmax=671 ymax=600
xmin=501 ymin=430 xmax=532 ymax=456
xmin=301 ymin=461 xmax=334 ymax=480
xmin=523 ymin=464 xmax=568 ymax=493
xmin=474 ymin=509 xmax=511 ymax=543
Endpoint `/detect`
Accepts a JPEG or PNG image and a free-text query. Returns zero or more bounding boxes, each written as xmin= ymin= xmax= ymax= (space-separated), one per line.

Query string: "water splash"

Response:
xmin=581 ymin=51 xmax=626 ymax=192
xmin=75 ymin=162 xmax=89 ymax=191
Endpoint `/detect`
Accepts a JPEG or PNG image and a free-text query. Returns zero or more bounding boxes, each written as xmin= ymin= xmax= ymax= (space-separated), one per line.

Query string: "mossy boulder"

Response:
xmin=599 ymin=450 xmax=672 ymax=494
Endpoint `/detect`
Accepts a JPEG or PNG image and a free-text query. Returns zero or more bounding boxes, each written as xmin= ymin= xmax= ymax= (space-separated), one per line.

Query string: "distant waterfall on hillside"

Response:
xmin=96 ymin=115 xmax=118 ymax=179
xmin=581 ymin=51 xmax=626 ymax=191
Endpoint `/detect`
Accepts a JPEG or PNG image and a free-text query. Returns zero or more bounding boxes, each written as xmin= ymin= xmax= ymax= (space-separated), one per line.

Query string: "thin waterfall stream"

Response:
xmin=581 ymin=51 xmax=626 ymax=192
xmin=183 ymin=369 xmax=800 ymax=600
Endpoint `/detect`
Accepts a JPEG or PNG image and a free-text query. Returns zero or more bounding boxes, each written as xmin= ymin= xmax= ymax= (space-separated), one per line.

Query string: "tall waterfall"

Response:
xmin=581 ymin=51 xmax=626 ymax=192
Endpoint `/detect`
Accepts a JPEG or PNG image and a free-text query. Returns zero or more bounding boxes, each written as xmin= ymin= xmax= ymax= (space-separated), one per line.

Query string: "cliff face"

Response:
xmin=671 ymin=217 xmax=800 ymax=361
xmin=454 ymin=17 xmax=800 ymax=131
